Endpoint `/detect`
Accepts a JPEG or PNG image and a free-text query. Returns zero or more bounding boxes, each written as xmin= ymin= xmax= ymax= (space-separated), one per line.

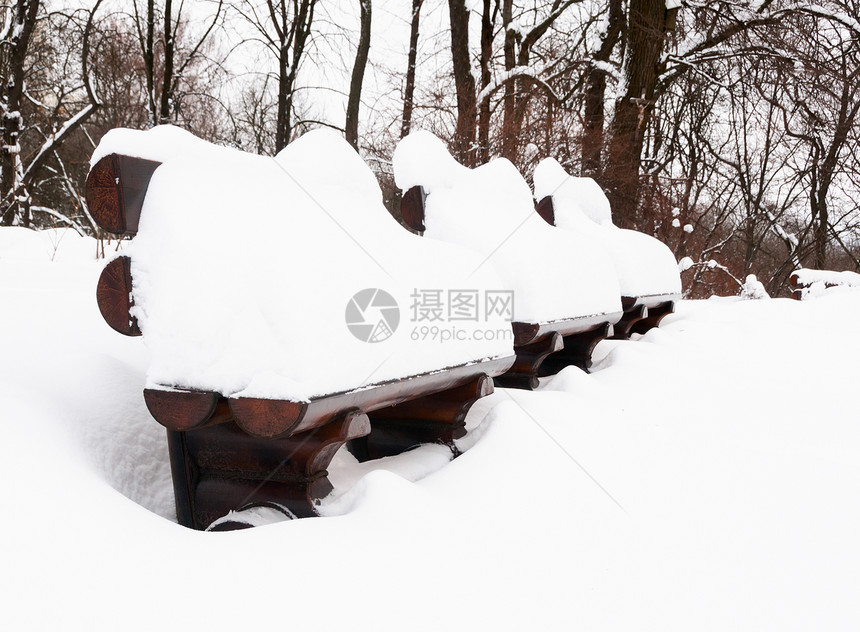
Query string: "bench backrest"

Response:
xmin=393 ymin=130 xmax=622 ymax=324
xmin=532 ymin=157 xmax=682 ymax=299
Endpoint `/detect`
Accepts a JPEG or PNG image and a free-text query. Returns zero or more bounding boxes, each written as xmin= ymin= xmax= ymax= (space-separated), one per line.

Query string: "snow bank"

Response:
xmin=393 ymin=131 xmax=621 ymax=323
xmin=6 ymin=240 xmax=860 ymax=629
xmin=533 ymin=158 xmax=682 ymax=298
xmin=0 ymin=226 xmax=101 ymax=262
xmin=98 ymin=127 xmax=512 ymax=401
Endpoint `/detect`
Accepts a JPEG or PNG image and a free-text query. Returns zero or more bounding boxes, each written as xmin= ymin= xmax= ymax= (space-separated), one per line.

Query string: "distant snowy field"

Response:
xmin=2 ymin=227 xmax=860 ymax=630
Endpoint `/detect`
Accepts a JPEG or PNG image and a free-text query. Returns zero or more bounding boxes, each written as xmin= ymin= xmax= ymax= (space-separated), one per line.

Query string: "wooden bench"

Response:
xmin=87 ymin=150 xmax=513 ymax=530
xmin=790 ymin=268 xmax=860 ymax=300
xmin=401 ymin=185 xmax=621 ymax=390
xmin=533 ymin=174 xmax=679 ymax=339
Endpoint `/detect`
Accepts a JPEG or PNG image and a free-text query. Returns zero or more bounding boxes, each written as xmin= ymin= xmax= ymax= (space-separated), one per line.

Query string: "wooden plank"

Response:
xmin=535 ymin=196 xmax=555 ymax=226
xmin=351 ymin=375 xmax=493 ymax=460
xmin=401 ymin=185 xmax=426 ymax=233
xmin=630 ymin=301 xmax=675 ymax=335
xmin=494 ymin=332 xmax=564 ymax=390
xmin=622 ymin=293 xmax=682 ymax=311
xmin=512 ymin=311 xmax=623 ymax=346
xmin=85 ymin=154 xmax=161 ymax=235
xmin=144 ymin=388 xmax=233 ymax=431
xmin=612 ymin=304 xmax=649 ymax=339
xmin=228 ymin=354 xmax=514 ymax=438
xmin=96 ymin=256 xmax=141 ymax=336
xmin=168 ymin=411 xmax=370 ymax=530
xmin=146 ymin=356 xmax=514 ymax=438
xmin=227 ymin=397 xmax=306 ymax=439
xmin=538 ymin=322 xmax=614 ymax=375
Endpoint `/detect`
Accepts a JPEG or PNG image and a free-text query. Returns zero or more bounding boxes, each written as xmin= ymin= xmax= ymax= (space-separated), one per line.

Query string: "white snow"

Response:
xmin=90 ymin=124 xmax=227 ymax=166
xmin=93 ymin=126 xmax=512 ymax=402
xmin=533 ymin=157 xmax=682 ymax=298
xmin=393 ymin=131 xmax=622 ymax=323
xmin=4 ymin=225 xmax=860 ymax=630
xmin=740 ymin=273 xmax=770 ymax=300
xmin=678 ymin=255 xmax=694 ymax=272
xmin=792 ymin=267 xmax=860 ymax=300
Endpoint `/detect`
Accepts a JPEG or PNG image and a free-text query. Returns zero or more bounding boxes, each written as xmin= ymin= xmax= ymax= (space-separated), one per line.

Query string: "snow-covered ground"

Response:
xmin=2 ymin=227 xmax=860 ymax=630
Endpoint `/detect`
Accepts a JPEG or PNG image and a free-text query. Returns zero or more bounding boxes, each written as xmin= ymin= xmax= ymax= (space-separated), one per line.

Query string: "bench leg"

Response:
xmin=612 ymin=304 xmax=649 ymax=339
xmin=492 ymin=332 xmax=564 ymax=390
xmin=348 ymin=375 xmax=493 ymax=462
xmin=629 ymin=301 xmax=675 ymax=335
xmin=538 ymin=322 xmax=614 ymax=375
xmin=167 ymin=411 xmax=369 ymax=530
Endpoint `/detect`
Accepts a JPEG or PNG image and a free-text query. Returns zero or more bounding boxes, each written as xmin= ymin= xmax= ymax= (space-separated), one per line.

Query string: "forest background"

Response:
xmin=1 ymin=0 xmax=858 ymax=298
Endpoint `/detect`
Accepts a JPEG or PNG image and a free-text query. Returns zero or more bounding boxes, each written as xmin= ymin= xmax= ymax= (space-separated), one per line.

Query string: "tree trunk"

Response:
xmin=275 ymin=33 xmax=290 ymax=152
xmin=272 ymin=0 xmax=316 ymax=152
xmin=605 ymin=0 xmax=668 ymax=228
xmin=582 ymin=0 xmax=622 ymax=179
xmin=477 ymin=0 xmax=493 ymax=163
xmin=401 ymin=0 xmax=423 ymax=138
xmin=159 ymin=0 xmax=174 ymax=124
xmin=1 ymin=0 xmax=40 ymax=227
xmin=346 ymin=0 xmax=372 ymax=150
xmin=500 ymin=0 xmax=516 ymax=162
xmin=447 ymin=0 xmax=477 ymax=166
xmin=144 ymin=0 xmax=156 ymax=126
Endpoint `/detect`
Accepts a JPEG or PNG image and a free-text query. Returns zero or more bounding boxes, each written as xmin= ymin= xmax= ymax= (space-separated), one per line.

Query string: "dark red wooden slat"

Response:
xmin=512 ymin=311 xmax=624 ymax=346
xmin=494 ymin=331 xmax=564 ymax=390
xmin=535 ymin=196 xmax=555 ymax=226
xmin=226 ymin=355 xmax=514 ymax=439
xmin=85 ymin=154 xmax=161 ymax=235
xmin=401 ymin=185 xmax=426 ymax=233
xmin=168 ymin=411 xmax=371 ymax=530
xmin=538 ymin=322 xmax=614 ymax=376
xmin=352 ymin=375 xmax=494 ymax=460
xmin=229 ymin=397 xmax=307 ymax=440
xmin=612 ymin=304 xmax=649 ymax=339
xmin=369 ymin=373 xmax=492 ymax=425
xmin=145 ymin=388 xmax=233 ymax=431
xmin=96 ymin=256 xmax=141 ymax=336
xmin=630 ymin=301 xmax=675 ymax=335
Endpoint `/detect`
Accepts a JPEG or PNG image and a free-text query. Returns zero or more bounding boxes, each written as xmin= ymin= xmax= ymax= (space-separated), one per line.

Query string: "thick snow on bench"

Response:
xmin=98 ymin=127 xmax=512 ymax=402
xmin=90 ymin=125 xmax=229 ymax=166
xmin=393 ymin=131 xmax=621 ymax=323
xmin=533 ymin=158 xmax=681 ymax=298
xmin=793 ymin=268 xmax=860 ymax=299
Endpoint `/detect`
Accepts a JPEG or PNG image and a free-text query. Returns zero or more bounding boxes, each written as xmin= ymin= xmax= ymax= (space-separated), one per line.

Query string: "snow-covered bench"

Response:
xmin=393 ymin=131 xmax=623 ymax=389
xmin=790 ymin=268 xmax=860 ymax=300
xmin=86 ymin=126 xmax=515 ymax=530
xmin=533 ymin=159 xmax=681 ymax=337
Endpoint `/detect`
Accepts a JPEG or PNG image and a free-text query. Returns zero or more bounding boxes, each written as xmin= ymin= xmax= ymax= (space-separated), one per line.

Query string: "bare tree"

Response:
xmin=131 ymin=0 xmax=225 ymax=127
xmin=232 ymin=0 xmax=317 ymax=152
xmin=400 ymin=0 xmax=424 ymax=139
xmin=447 ymin=0 xmax=477 ymax=165
xmin=345 ymin=0 xmax=371 ymax=149
xmin=1 ymin=0 xmax=102 ymax=228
